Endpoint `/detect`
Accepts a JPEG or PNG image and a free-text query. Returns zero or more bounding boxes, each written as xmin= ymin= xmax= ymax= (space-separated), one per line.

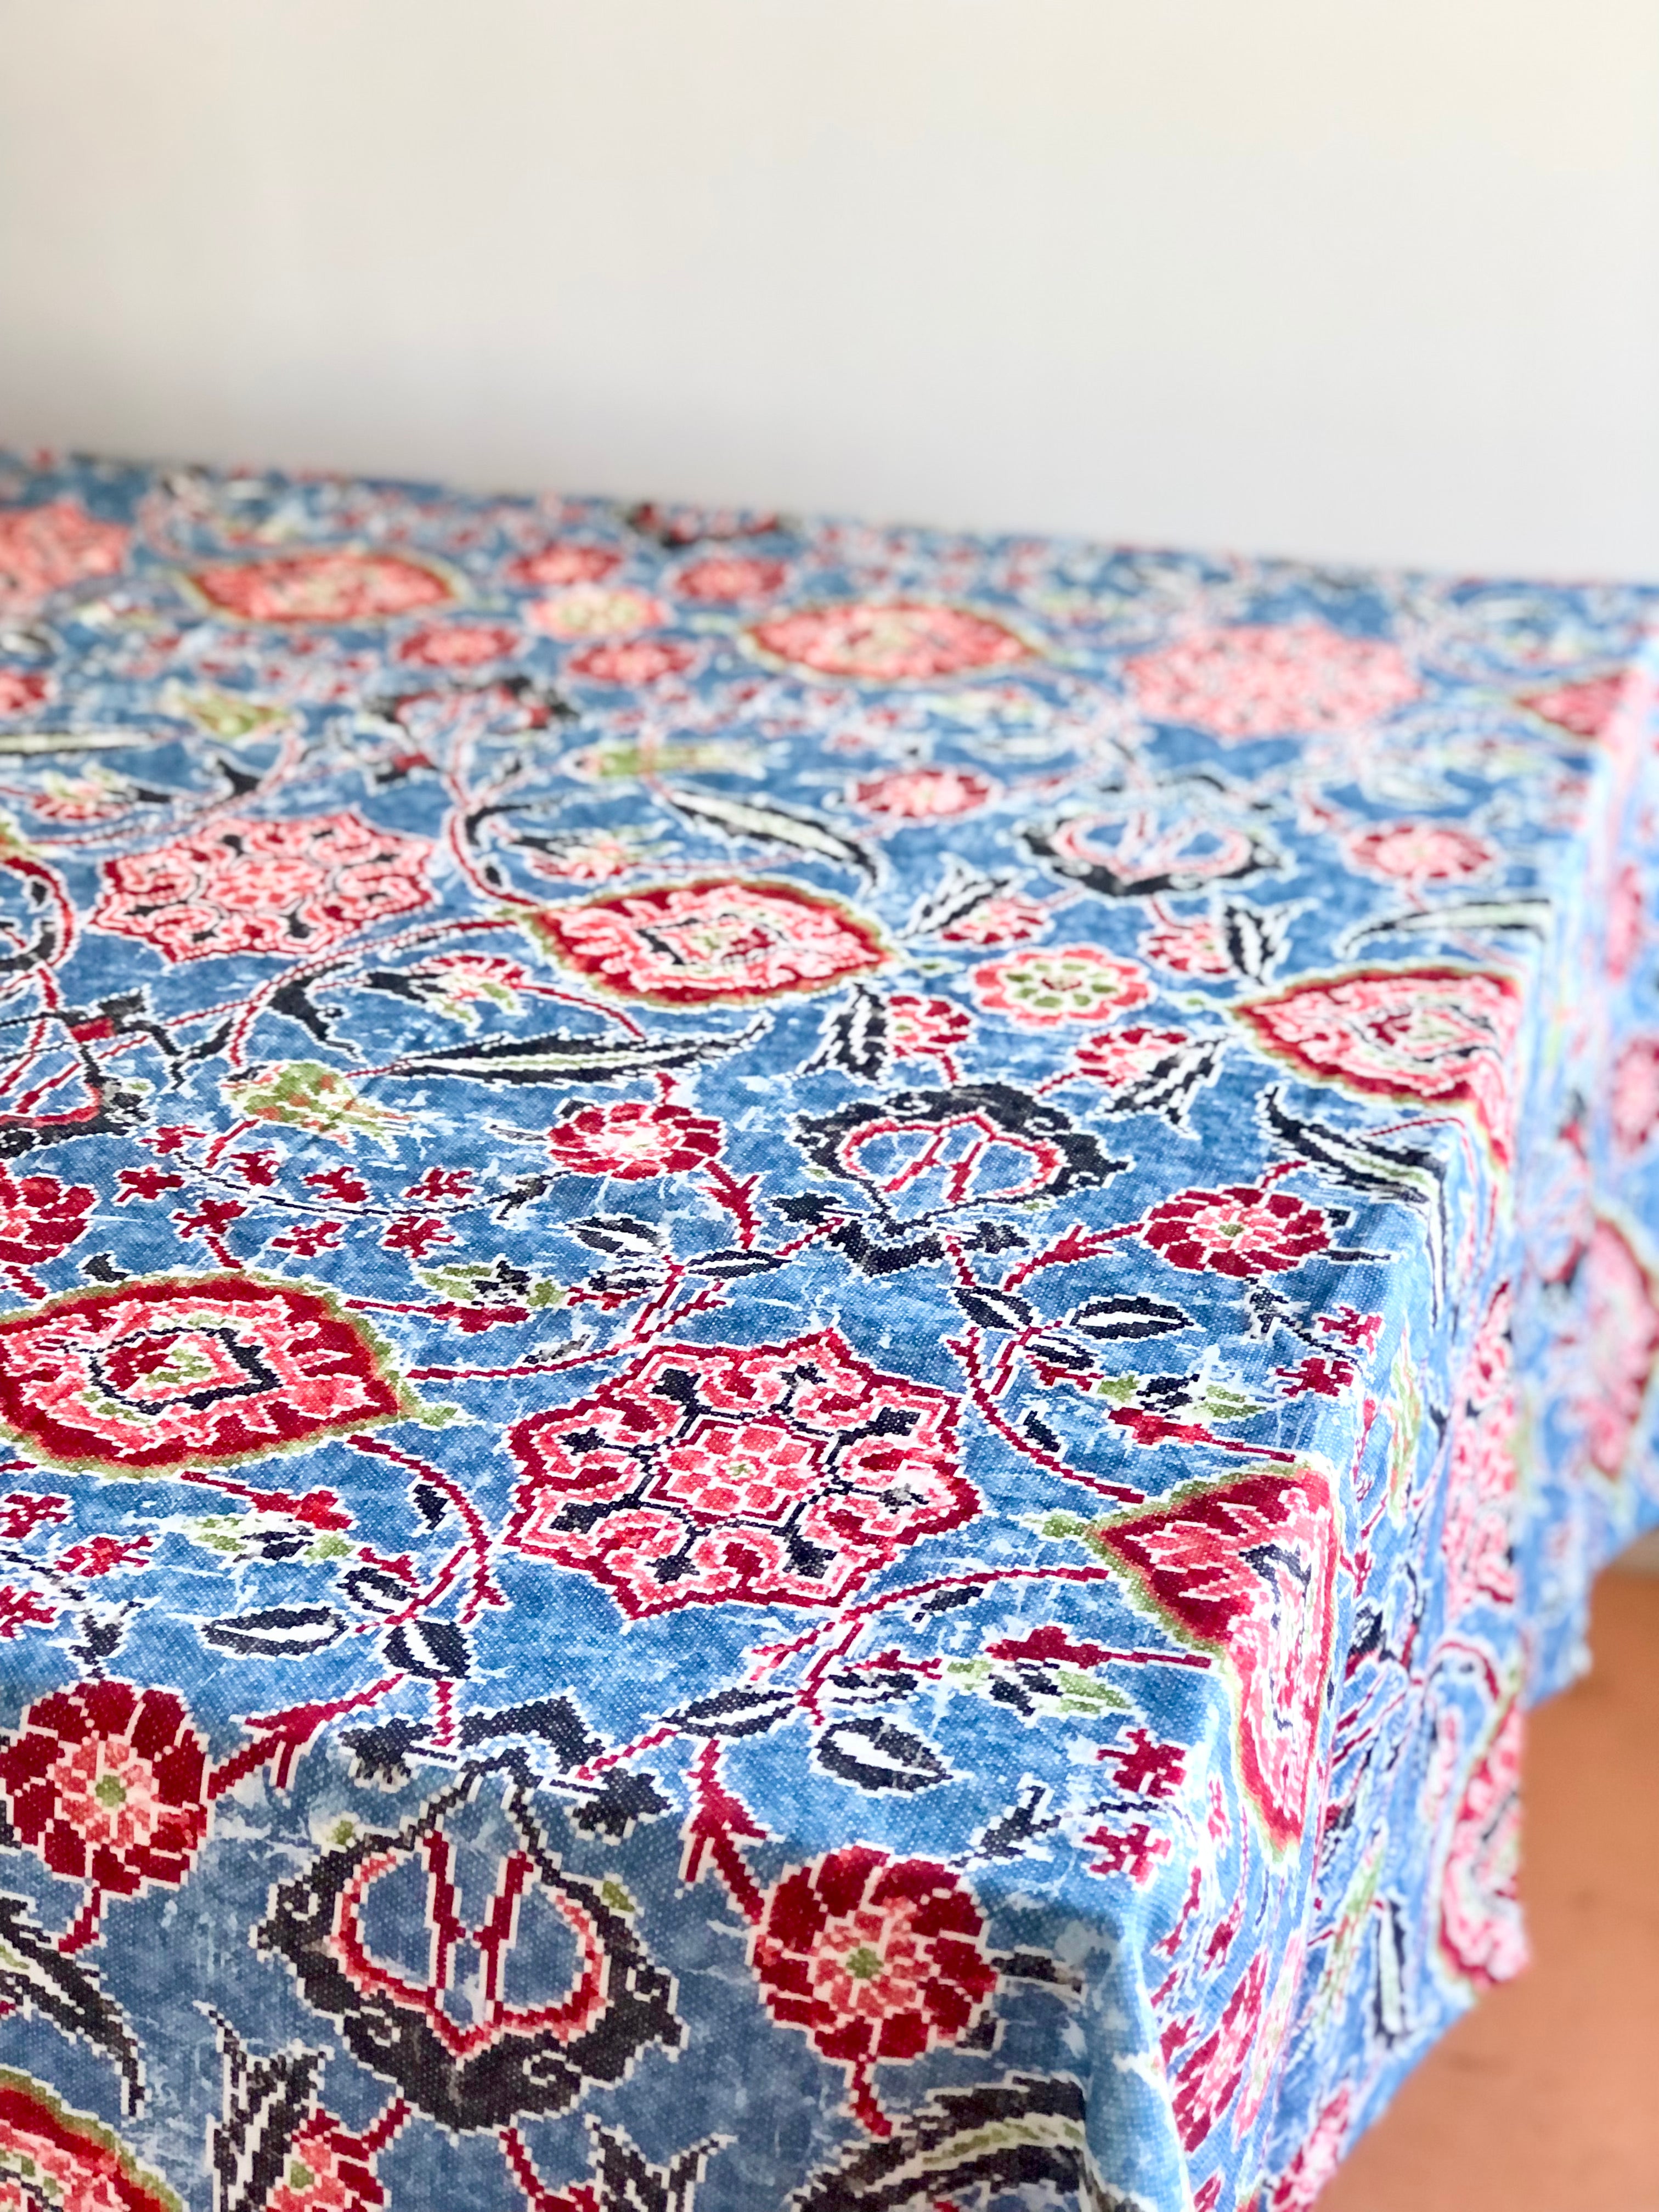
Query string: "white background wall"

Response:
xmin=3 ymin=0 xmax=1658 ymax=578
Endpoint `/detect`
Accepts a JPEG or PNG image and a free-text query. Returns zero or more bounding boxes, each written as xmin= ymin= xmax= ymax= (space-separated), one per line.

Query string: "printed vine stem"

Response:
xmin=347 ymin=1433 xmax=507 ymax=1622
xmin=945 ymin=1324 xmax=1145 ymax=1505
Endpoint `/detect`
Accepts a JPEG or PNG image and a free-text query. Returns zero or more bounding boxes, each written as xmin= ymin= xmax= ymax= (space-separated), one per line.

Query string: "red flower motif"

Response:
xmin=1127 ymin=624 xmax=1419 ymax=740
xmin=1235 ymin=964 xmax=1521 ymax=1162
xmin=0 ymin=670 xmax=52 ymax=718
xmin=972 ymin=946 xmax=1150 ymax=1026
xmin=91 ymin=810 xmax=432 ymax=963
xmin=747 ymin=603 xmax=1035 ymax=682
xmin=1437 ymin=1700 xmax=1526 ymax=1988
xmin=546 ymin=1101 xmax=722 ymax=1181
xmin=675 ymin=555 xmax=786 ymax=602
xmin=1518 ymin=671 xmax=1627 ymax=742
xmin=533 ymin=877 xmax=885 ymax=1007
xmin=0 ymin=500 xmax=131 ymax=619
xmin=507 ymin=543 xmax=622 ymax=588
xmin=188 ymin=552 xmax=453 ymax=624
xmin=263 ymin=2114 xmax=386 ymax=2212
xmin=0 ymin=1680 xmax=208 ymax=1897
xmin=0 ymin=1273 xmax=405 ymax=1477
xmin=851 ymin=768 xmax=994 ymax=821
xmin=507 ymin=1331 xmax=974 ymax=1618
xmin=1141 ymin=1185 xmax=1329 ymax=1278
xmin=749 ymin=1848 xmax=996 ymax=2126
xmin=1344 ymin=822 xmax=1496 ymax=883
xmin=0 ymin=1161 xmax=95 ymax=1267
xmin=566 ymin=637 xmax=697 ymax=685
xmin=394 ymin=622 xmax=518 ymax=668
xmin=0 ymin=2073 xmax=179 ymax=2212
xmin=1074 ymin=1025 xmax=1191 ymax=1088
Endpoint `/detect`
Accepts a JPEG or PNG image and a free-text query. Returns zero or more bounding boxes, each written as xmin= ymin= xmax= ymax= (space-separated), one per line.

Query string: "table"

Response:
xmin=0 ymin=453 xmax=1653 ymax=2212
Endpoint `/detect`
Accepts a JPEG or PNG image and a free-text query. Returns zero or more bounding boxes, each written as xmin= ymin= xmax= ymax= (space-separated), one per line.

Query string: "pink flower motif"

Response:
xmin=675 ymin=555 xmax=786 ymax=602
xmin=528 ymin=831 xmax=644 ymax=884
xmin=0 ymin=1273 xmax=405 ymax=1477
xmin=507 ymin=543 xmax=622 ymax=588
xmin=1577 ymin=1217 xmax=1659 ymax=1479
xmin=531 ymin=585 xmax=665 ymax=640
xmin=507 ymin=1331 xmax=975 ymax=1618
xmin=0 ymin=1679 xmax=209 ymax=1897
xmin=546 ymin=1100 xmax=723 ymax=1181
xmin=394 ymin=622 xmax=518 ymax=668
xmin=0 ymin=669 xmax=52 ymax=718
xmin=1344 ymin=822 xmax=1496 ymax=883
xmin=1268 ymin=2090 xmax=1352 ymax=2210
xmin=851 ymin=768 xmax=994 ymax=822
xmin=887 ymin=993 xmax=973 ymax=1063
xmin=0 ymin=1160 xmax=95 ymax=1267
xmin=0 ymin=500 xmax=131 ymax=618
xmin=1139 ymin=916 xmax=1233 ymax=978
xmin=1074 ymin=1025 xmax=1191 ymax=1088
xmin=566 ymin=637 xmax=697 ymax=685
xmin=187 ymin=552 xmax=453 ymax=624
xmin=747 ymin=602 xmax=1035 ymax=682
xmin=1127 ymin=624 xmax=1420 ymax=740
xmin=92 ymin=810 xmax=432 ymax=963
xmin=1441 ymin=1288 xmax=1518 ymax=1621
xmin=749 ymin=1847 xmax=997 ymax=2125
xmin=1438 ymin=1700 xmax=1526 ymax=1988
xmin=533 ymin=877 xmax=885 ymax=1007
xmin=1235 ymin=964 xmax=1521 ymax=1162
xmin=1607 ymin=862 xmax=1646 ymax=981
xmin=938 ymin=892 xmax=1050 ymax=946
xmin=972 ymin=945 xmax=1150 ymax=1026
xmin=264 ymin=2115 xmax=386 ymax=2212
xmin=1611 ymin=1036 xmax=1659 ymax=1155
xmin=1141 ymin=1184 xmax=1330 ymax=1278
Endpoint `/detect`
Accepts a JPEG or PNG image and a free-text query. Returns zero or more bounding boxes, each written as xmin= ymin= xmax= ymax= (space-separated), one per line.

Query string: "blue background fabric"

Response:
xmin=0 ymin=452 xmax=1654 ymax=2212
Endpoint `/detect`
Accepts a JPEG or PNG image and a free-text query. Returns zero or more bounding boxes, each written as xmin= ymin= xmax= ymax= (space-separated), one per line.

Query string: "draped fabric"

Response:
xmin=0 ymin=452 xmax=1653 ymax=2212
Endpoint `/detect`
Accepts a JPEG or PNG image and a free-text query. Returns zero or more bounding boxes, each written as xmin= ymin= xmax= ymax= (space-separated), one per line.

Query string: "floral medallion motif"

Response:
xmin=1234 ymin=966 xmax=1521 ymax=1161
xmin=185 ymin=554 xmax=454 ymax=624
xmin=0 ymin=2071 xmax=180 ymax=2212
xmin=532 ymin=878 xmax=885 ymax=1006
xmin=507 ymin=544 xmax=622 ymax=588
xmin=545 ymin=1101 xmax=723 ymax=1181
xmin=565 ymin=637 xmax=697 ymax=685
xmin=0 ymin=1274 xmax=406 ymax=1476
xmin=1094 ymin=1464 xmax=1340 ymax=1850
xmin=746 ymin=603 xmax=1036 ymax=682
xmin=92 ymin=811 xmax=433 ymax=964
xmin=1126 ymin=624 xmax=1420 ymax=740
xmin=0 ymin=501 xmax=132 ymax=619
xmin=749 ymin=1849 xmax=997 ymax=2131
xmin=258 ymin=1776 xmax=680 ymax=2132
xmin=1140 ymin=1184 xmax=1330 ymax=1279
xmin=0 ymin=1680 xmax=208 ymax=1897
xmin=506 ymin=1332 xmax=974 ymax=1617
xmin=971 ymin=946 xmax=1150 ymax=1026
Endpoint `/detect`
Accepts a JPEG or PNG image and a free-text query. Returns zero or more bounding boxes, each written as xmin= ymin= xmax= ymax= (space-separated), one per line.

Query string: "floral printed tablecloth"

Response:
xmin=0 ymin=453 xmax=1654 ymax=2212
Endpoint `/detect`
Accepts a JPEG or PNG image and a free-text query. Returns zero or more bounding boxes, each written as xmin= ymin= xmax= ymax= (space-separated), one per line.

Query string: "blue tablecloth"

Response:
xmin=0 ymin=454 xmax=1653 ymax=2212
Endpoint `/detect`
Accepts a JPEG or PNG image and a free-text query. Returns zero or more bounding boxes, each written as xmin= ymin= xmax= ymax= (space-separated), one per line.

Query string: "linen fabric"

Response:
xmin=0 ymin=453 xmax=1653 ymax=2212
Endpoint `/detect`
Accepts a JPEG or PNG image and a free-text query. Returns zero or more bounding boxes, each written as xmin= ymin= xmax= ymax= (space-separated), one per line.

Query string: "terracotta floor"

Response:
xmin=1319 ymin=1560 xmax=1659 ymax=2211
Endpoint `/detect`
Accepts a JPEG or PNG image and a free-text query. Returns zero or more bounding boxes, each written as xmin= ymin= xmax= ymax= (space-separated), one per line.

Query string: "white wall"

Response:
xmin=3 ymin=0 xmax=1658 ymax=578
